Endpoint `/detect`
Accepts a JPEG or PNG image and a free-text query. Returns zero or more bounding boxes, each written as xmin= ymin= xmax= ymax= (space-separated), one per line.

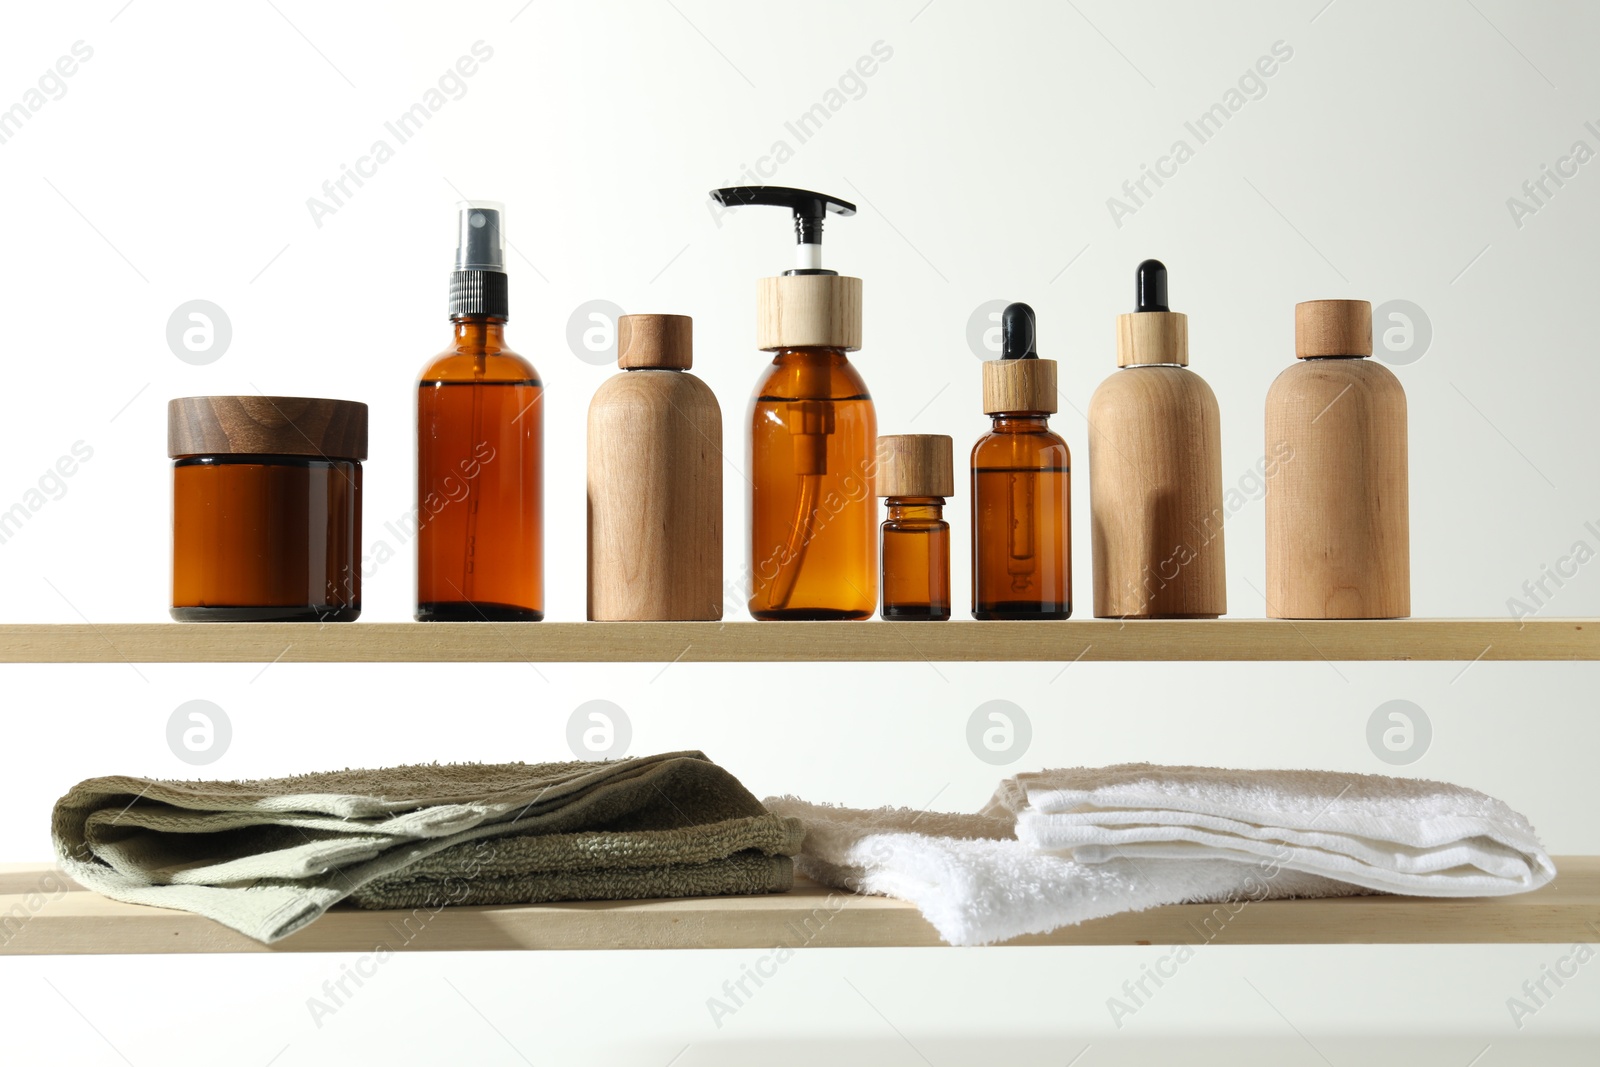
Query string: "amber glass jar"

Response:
xmin=169 ymin=396 xmax=366 ymax=622
xmin=876 ymin=434 xmax=952 ymax=620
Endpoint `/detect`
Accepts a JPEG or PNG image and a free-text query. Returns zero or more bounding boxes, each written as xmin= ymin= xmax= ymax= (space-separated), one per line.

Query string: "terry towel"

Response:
xmin=764 ymin=798 xmax=1359 ymax=947
xmin=987 ymin=764 xmax=1556 ymax=897
xmin=53 ymin=751 xmax=803 ymax=944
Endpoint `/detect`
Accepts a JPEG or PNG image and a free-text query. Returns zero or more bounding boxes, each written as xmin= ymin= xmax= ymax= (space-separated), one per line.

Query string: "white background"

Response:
xmin=1 ymin=0 xmax=1598 ymax=1063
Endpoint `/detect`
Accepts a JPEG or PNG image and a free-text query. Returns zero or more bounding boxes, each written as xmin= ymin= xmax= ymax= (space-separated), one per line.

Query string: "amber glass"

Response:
xmin=971 ymin=415 xmax=1071 ymax=619
xmin=417 ymin=318 xmax=543 ymax=621
xmin=748 ymin=347 xmax=876 ymax=620
xmin=171 ymin=456 xmax=361 ymax=622
xmin=880 ymin=497 xmax=950 ymax=620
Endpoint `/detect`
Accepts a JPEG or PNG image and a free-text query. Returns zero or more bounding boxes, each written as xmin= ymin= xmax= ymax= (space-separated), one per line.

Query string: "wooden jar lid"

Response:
xmin=618 ymin=314 xmax=693 ymax=369
xmin=1116 ymin=311 xmax=1188 ymax=367
xmin=168 ymin=396 xmax=369 ymax=459
xmin=877 ymin=434 xmax=954 ymax=497
xmin=1295 ymin=300 xmax=1372 ymax=359
xmin=756 ymin=274 xmax=862 ymax=350
xmin=982 ymin=358 xmax=1058 ymax=415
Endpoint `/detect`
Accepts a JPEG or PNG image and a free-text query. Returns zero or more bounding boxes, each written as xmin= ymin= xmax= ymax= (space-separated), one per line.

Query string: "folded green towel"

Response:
xmin=52 ymin=751 xmax=802 ymax=943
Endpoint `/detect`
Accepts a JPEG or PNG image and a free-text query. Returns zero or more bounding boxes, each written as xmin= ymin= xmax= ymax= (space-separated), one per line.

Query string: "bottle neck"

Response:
xmin=772 ymin=346 xmax=848 ymax=364
xmin=989 ymin=414 xmax=1051 ymax=433
xmin=451 ymin=317 xmax=507 ymax=349
xmin=886 ymin=497 xmax=945 ymax=521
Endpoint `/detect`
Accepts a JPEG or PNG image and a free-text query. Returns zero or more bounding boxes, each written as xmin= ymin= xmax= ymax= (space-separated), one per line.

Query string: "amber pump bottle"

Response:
xmin=1088 ymin=260 xmax=1226 ymax=618
xmin=709 ymin=185 xmax=876 ymax=620
xmin=971 ymin=303 xmax=1071 ymax=619
xmin=877 ymin=435 xmax=953 ymax=621
xmin=416 ymin=201 xmax=543 ymax=621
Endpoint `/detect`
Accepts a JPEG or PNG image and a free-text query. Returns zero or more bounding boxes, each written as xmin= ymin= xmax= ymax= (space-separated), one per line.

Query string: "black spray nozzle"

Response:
xmin=709 ymin=186 xmax=856 ymax=273
xmin=1135 ymin=259 xmax=1169 ymax=312
xmin=449 ymin=200 xmax=509 ymax=320
xmin=1001 ymin=303 xmax=1038 ymax=360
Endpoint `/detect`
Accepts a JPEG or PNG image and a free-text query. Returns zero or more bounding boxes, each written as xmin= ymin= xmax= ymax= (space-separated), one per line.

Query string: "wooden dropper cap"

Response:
xmin=982 ymin=302 xmax=1057 ymax=414
xmin=1295 ymin=299 xmax=1372 ymax=358
xmin=1116 ymin=259 xmax=1188 ymax=367
xmin=877 ymin=435 xmax=954 ymax=497
xmin=618 ymin=314 xmax=693 ymax=369
xmin=168 ymin=396 xmax=368 ymax=459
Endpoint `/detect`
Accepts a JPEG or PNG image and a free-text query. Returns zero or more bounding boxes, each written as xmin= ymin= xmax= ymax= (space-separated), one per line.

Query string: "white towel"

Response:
xmin=764 ymin=797 xmax=1361 ymax=946
xmin=986 ymin=764 xmax=1557 ymax=897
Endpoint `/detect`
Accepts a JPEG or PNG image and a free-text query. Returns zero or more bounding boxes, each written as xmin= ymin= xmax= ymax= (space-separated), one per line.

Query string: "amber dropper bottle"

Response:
xmin=416 ymin=201 xmax=544 ymax=621
xmin=971 ymin=303 xmax=1072 ymax=619
xmin=877 ymin=434 xmax=953 ymax=620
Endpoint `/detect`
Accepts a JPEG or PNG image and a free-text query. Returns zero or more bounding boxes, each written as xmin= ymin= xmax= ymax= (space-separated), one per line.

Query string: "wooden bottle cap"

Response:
xmin=1295 ymin=299 xmax=1372 ymax=359
xmin=618 ymin=314 xmax=693 ymax=369
xmin=168 ymin=396 xmax=368 ymax=460
xmin=877 ymin=434 xmax=954 ymax=497
xmin=982 ymin=358 xmax=1058 ymax=415
xmin=756 ymin=274 xmax=862 ymax=350
xmin=1116 ymin=311 xmax=1188 ymax=367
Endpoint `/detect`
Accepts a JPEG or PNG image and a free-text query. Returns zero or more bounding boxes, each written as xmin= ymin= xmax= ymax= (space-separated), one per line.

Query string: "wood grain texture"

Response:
xmin=0 ymin=620 xmax=1590 ymax=662
xmin=1265 ymin=357 xmax=1409 ymax=619
xmin=2 ymin=861 xmax=1593 ymax=953
xmin=982 ymin=358 xmax=1058 ymax=415
xmin=756 ymin=275 xmax=862 ymax=351
xmin=617 ymin=314 xmax=693 ymax=370
xmin=877 ymin=435 xmax=954 ymax=498
xmin=168 ymin=396 xmax=368 ymax=459
xmin=1115 ymin=311 xmax=1188 ymax=367
xmin=587 ymin=370 xmax=723 ymax=621
xmin=1295 ymin=299 xmax=1373 ymax=358
xmin=1089 ymin=366 xmax=1226 ymax=618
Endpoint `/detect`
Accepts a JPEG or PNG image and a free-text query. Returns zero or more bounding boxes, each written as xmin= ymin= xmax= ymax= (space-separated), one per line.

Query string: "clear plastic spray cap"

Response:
xmin=454 ymin=201 xmax=506 ymax=273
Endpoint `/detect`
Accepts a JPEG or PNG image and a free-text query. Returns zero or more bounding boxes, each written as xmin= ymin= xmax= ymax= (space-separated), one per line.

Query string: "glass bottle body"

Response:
xmin=416 ymin=318 xmax=544 ymax=621
xmin=880 ymin=497 xmax=950 ymax=621
xmin=971 ymin=415 xmax=1071 ymax=619
xmin=747 ymin=347 xmax=876 ymax=620
xmin=171 ymin=455 xmax=361 ymax=622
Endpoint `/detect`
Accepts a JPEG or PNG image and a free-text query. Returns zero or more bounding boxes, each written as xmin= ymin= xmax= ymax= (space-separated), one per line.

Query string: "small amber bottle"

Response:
xmin=417 ymin=201 xmax=543 ymax=621
xmin=971 ymin=303 xmax=1072 ymax=619
xmin=877 ymin=435 xmax=953 ymax=621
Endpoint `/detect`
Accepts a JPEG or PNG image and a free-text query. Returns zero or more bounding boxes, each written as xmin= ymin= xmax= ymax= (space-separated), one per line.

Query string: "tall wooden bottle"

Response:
xmin=1264 ymin=299 xmax=1409 ymax=619
xmin=1088 ymin=260 xmax=1226 ymax=618
xmin=587 ymin=314 xmax=723 ymax=620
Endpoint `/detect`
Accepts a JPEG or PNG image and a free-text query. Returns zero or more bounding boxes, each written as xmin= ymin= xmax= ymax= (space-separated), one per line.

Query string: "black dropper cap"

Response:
xmin=708 ymin=186 xmax=856 ymax=275
xmin=449 ymin=201 xmax=509 ymax=320
xmin=1135 ymin=259 xmax=1169 ymax=312
xmin=1001 ymin=303 xmax=1038 ymax=360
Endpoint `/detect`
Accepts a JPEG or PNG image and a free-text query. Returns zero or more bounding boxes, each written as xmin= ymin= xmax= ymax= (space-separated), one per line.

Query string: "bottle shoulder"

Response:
xmin=1266 ymin=357 xmax=1405 ymax=405
xmin=419 ymin=346 xmax=540 ymax=384
xmin=971 ymin=424 xmax=1070 ymax=464
xmin=1090 ymin=365 xmax=1220 ymax=419
xmin=753 ymin=349 xmax=872 ymax=401
xmin=591 ymin=370 xmax=721 ymax=414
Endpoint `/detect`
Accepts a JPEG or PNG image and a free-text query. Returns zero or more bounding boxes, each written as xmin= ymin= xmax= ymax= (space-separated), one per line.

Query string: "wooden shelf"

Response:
xmin=0 ymin=619 xmax=1591 ymax=663
xmin=2 ymin=860 xmax=1593 ymax=953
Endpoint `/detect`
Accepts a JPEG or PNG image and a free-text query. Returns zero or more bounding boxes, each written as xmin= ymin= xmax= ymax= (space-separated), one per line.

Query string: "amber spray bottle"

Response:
xmin=709 ymin=186 xmax=876 ymax=620
xmin=971 ymin=303 xmax=1071 ymax=619
xmin=877 ymin=434 xmax=953 ymax=621
xmin=416 ymin=201 xmax=543 ymax=621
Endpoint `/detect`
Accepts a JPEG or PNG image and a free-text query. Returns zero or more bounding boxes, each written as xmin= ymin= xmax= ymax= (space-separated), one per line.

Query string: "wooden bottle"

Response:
xmin=1088 ymin=261 xmax=1225 ymax=618
xmin=587 ymin=314 xmax=723 ymax=620
xmin=1265 ymin=299 xmax=1410 ymax=619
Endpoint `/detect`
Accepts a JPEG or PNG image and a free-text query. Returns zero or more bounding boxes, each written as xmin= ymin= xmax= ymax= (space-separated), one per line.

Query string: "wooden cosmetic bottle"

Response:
xmin=587 ymin=314 xmax=723 ymax=621
xmin=1264 ymin=299 xmax=1410 ymax=619
xmin=1088 ymin=260 xmax=1226 ymax=618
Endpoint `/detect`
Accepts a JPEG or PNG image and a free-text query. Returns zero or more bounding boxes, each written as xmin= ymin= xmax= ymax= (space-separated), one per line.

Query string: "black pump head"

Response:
xmin=1001 ymin=303 xmax=1038 ymax=360
xmin=1135 ymin=259 xmax=1169 ymax=312
xmin=709 ymin=186 xmax=856 ymax=274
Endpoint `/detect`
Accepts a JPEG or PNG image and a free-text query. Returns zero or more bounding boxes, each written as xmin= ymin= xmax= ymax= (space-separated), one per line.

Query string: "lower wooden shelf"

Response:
xmin=3 ymin=859 xmax=1594 ymax=954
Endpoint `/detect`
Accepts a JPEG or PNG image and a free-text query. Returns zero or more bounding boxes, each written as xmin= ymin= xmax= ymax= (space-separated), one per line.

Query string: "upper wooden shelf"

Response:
xmin=0 ymin=619 xmax=1590 ymax=664
xmin=2 ymin=859 xmax=1592 ymax=953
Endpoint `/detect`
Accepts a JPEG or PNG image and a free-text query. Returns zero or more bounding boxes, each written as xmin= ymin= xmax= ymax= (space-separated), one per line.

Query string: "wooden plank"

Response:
xmin=0 ymin=619 xmax=1591 ymax=664
xmin=2 ymin=860 xmax=1595 ymax=954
